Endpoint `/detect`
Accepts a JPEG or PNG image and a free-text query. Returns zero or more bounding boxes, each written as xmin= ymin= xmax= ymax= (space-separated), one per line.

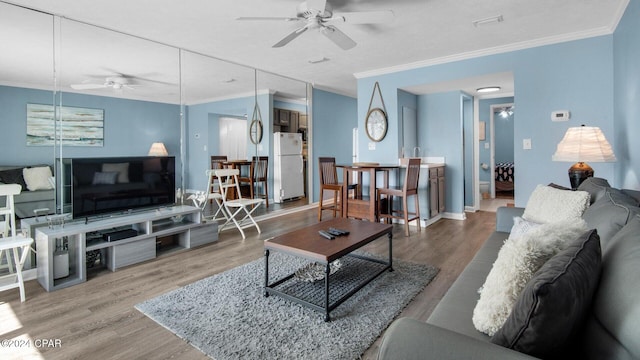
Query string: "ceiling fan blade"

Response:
xmin=320 ymin=25 xmax=356 ymax=50
xmin=329 ymin=10 xmax=394 ymax=25
xmin=306 ymin=0 xmax=327 ymax=13
xmin=273 ymin=26 xmax=309 ymax=48
xmin=236 ymin=16 xmax=300 ymax=22
xmin=70 ymin=83 xmax=107 ymax=90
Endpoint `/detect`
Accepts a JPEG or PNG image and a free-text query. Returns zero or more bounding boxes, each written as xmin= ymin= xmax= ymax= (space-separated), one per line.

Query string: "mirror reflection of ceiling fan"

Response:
xmin=70 ymin=70 xmax=174 ymax=92
xmin=70 ymin=75 xmax=139 ymax=91
xmin=237 ymin=0 xmax=394 ymax=50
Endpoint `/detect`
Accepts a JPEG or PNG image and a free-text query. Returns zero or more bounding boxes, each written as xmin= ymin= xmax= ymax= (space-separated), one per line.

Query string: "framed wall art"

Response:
xmin=26 ymin=103 xmax=104 ymax=146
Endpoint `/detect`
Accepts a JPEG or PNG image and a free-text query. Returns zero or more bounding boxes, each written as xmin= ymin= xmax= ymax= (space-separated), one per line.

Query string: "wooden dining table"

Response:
xmin=335 ymin=162 xmax=400 ymax=222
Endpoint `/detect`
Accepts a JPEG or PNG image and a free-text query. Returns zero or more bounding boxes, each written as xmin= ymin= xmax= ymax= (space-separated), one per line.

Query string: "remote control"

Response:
xmin=329 ymin=227 xmax=350 ymax=235
xmin=318 ymin=230 xmax=335 ymax=240
xmin=327 ymin=229 xmax=342 ymax=236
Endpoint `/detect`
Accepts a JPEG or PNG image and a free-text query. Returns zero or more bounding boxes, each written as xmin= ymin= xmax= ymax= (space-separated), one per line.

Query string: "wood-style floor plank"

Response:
xmin=0 ymin=209 xmax=495 ymax=360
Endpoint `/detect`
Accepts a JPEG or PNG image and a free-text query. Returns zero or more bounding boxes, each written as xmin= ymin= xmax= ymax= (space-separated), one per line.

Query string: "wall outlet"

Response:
xmin=368 ymin=142 xmax=376 ymax=150
xmin=523 ymin=138 xmax=532 ymax=150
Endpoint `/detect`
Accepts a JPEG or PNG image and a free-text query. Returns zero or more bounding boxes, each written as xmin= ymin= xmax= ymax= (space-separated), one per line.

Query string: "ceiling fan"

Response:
xmin=70 ymin=75 xmax=139 ymax=91
xmin=237 ymin=0 xmax=394 ymax=50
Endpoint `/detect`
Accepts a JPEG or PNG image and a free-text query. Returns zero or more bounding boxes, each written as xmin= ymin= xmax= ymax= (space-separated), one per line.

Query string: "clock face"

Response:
xmin=249 ymin=120 xmax=263 ymax=144
xmin=366 ymin=108 xmax=387 ymax=142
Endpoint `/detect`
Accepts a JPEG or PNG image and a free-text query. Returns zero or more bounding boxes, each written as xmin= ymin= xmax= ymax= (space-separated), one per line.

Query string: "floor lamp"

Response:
xmin=551 ymin=125 xmax=616 ymax=190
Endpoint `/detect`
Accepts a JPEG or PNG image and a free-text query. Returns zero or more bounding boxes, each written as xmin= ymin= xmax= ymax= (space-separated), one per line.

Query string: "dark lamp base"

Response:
xmin=568 ymin=162 xmax=594 ymax=190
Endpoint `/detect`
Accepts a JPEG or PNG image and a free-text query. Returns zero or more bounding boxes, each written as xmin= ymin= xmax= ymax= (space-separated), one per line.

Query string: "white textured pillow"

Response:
xmin=22 ymin=166 xmax=54 ymax=191
xmin=472 ymin=219 xmax=587 ymax=336
xmin=522 ymin=185 xmax=590 ymax=224
xmin=508 ymin=216 xmax=542 ymax=240
xmin=102 ymin=162 xmax=129 ymax=183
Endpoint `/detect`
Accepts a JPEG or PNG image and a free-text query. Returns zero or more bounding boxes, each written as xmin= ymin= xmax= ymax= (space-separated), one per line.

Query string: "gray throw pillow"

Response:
xmin=578 ymin=177 xmax=611 ymax=204
xmin=491 ymin=229 xmax=601 ymax=359
xmin=582 ymin=188 xmax=640 ymax=250
xmin=0 ymin=167 xmax=28 ymax=189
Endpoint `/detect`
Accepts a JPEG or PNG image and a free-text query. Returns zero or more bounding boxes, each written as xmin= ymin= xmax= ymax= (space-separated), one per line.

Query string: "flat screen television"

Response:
xmin=61 ymin=156 xmax=176 ymax=219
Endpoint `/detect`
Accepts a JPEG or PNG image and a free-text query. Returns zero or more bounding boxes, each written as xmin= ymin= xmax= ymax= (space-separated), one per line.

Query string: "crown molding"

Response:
xmin=354 ymin=27 xmax=615 ymax=80
xmin=311 ymin=84 xmax=356 ymax=99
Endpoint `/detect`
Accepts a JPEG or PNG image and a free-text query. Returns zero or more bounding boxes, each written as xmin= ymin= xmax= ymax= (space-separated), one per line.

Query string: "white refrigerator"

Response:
xmin=273 ymin=132 xmax=304 ymax=203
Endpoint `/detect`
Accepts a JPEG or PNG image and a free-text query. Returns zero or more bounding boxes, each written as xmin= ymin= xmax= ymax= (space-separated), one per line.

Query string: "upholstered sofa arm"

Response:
xmin=378 ymin=318 xmax=538 ymax=360
xmin=495 ymin=206 xmax=525 ymax=232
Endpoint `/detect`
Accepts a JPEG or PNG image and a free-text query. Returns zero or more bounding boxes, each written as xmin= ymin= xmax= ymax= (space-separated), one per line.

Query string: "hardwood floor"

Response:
xmin=1 ymin=209 xmax=496 ymax=360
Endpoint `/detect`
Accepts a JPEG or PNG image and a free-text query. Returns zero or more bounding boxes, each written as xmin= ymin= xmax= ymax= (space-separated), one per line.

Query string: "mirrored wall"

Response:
xmin=0 ymin=1 xmax=311 ymax=218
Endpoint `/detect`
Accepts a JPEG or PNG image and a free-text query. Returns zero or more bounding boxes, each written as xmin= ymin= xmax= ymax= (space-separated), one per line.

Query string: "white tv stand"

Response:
xmin=35 ymin=205 xmax=216 ymax=292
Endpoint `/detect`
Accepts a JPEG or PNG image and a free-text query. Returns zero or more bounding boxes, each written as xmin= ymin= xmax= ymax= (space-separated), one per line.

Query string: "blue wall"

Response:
xmin=0 ymin=85 xmax=181 ymax=179
xmin=418 ymin=91 xmax=465 ymax=213
xmin=358 ymin=35 xmax=615 ymax=208
xmin=185 ymin=94 xmax=268 ymax=192
xmin=614 ymin=0 xmax=640 ymax=189
xmin=311 ymin=88 xmax=357 ymax=200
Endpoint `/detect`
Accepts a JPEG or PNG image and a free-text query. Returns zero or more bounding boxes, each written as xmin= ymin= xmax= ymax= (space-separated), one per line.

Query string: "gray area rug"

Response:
xmin=135 ymin=252 xmax=438 ymax=360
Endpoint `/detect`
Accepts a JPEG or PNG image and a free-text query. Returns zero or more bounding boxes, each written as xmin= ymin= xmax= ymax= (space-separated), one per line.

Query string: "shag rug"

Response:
xmin=135 ymin=252 xmax=438 ymax=360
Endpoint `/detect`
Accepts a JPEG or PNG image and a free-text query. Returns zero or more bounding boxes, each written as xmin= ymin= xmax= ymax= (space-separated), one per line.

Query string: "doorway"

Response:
xmin=219 ymin=116 xmax=247 ymax=160
xmin=480 ymin=102 xmax=514 ymax=211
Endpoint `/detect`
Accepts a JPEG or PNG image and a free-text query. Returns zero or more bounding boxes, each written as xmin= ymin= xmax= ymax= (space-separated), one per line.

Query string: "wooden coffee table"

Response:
xmin=264 ymin=217 xmax=393 ymax=321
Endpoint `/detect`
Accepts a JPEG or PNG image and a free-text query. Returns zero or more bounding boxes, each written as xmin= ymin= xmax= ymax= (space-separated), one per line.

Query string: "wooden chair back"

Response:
xmin=319 ymin=157 xmax=339 ymax=186
xmin=403 ymin=158 xmax=421 ymax=194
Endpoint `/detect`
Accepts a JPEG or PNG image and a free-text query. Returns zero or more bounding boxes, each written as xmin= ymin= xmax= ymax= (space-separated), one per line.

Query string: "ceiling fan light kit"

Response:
xmin=237 ymin=0 xmax=393 ymax=50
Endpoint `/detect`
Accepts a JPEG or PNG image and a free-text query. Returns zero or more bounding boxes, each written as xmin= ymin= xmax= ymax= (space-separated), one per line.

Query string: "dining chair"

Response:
xmin=214 ymin=168 xmax=263 ymax=239
xmin=240 ymin=156 xmax=269 ymax=208
xmin=376 ymin=158 xmax=421 ymax=236
xmin=317 ymin=157 xmax=357 ymax=221
xmin=209 ymin=156 xmax=228 ymax=203
xmin=0 ymin=184 xmax=35 ymax=302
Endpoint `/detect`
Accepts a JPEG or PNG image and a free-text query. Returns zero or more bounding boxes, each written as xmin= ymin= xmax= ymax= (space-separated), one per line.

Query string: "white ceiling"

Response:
xmin=0 ymin=0 xmax=628 ymax=103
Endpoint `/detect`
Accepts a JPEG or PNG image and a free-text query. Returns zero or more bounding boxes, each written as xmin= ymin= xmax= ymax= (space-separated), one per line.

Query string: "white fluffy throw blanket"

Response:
xmin=472 ymin=219 xmax=588 ymax=336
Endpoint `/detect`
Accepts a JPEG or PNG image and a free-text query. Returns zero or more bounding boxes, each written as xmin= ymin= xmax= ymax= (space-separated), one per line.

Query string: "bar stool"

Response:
xmin=318 ymin=157 xmax=356 ymax=221
xmin=0 ymin=184 xmax=34 ymax=302
xmin=376 ymin=158 xmax=421 ymax=236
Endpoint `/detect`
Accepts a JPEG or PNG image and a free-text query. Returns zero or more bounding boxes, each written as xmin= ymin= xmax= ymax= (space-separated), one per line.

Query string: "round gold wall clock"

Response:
xmin=365 ymin=107 xmax=388 ymax=142
xmin=249 ymin=119 xmax=263 ymax=144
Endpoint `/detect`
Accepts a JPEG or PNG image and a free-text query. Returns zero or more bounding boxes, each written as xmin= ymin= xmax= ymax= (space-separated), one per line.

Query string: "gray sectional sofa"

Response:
xmin=378 ymin=178 xmax=640 ymax=359
xmin=0 ymin=165 xmax=55 ymax=218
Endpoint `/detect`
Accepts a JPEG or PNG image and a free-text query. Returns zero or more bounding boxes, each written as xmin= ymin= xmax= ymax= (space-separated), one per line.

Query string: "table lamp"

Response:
xmin=551 ymin=125 xmax=616 ymax=189
xmin=148 ymin=142 xmax=168 ymax=156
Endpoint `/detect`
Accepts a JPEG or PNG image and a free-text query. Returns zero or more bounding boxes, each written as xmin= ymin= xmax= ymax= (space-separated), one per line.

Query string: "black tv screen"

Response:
xmin=67 ymin=156 xmax=176 ymax=219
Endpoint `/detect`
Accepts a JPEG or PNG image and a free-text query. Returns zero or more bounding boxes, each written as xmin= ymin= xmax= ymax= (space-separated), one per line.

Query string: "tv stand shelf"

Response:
xmin=35 ymin=205 xmax=217 ymax=292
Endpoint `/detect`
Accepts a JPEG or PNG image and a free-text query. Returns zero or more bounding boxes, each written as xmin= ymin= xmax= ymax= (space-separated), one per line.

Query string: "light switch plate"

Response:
xmin=523 ymin=138 xmax=532 ymax=150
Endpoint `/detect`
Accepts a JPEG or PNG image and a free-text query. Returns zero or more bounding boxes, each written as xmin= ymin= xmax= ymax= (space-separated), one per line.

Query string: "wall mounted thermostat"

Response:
xmin=551 ymin=110 xmax=570 ymax=121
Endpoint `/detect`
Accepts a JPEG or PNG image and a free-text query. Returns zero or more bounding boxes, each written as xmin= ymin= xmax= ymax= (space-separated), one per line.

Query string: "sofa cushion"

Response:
xmin=582 ymin=187 xmax=640 ymax=250
xmin=491 ymin=229 xmax=601 ymax=359
xmin=522 ymin=185 xmax=590 ymax=224
xmin=583 ymin=215 xmax=640 ymax=360
xmin=92 ymin=171 xmax=118 ymax=185
xmin=578 ymin=177 xmax=611 ymax=204
xmin=427 ymin=231 xmax=508 ymax=341
xmin=102 ymin=162 xmax=129 ymax=183
xmin=472 ymin=219 xmax=587 ymax=336
xmin=22 ymin=166 xmax=53 ymax=191
xmin=0 ymin=167 xmax=28 ymax=190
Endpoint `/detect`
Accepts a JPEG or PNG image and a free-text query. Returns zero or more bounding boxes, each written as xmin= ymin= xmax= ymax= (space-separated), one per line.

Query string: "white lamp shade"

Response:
xmin=148 ymin=142 xmax=168 ymax=156
xmin=552 ymin=126 xmax=616 ymax=163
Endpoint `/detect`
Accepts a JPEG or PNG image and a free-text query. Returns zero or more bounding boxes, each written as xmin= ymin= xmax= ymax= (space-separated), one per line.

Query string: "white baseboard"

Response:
xmin=442 ymin=212 xmax=466 ymax=221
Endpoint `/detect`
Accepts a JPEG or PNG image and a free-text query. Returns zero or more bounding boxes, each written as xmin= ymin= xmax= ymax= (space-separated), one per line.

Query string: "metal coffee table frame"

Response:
xmin=264 ymin=218 xmax=393 ymax=322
